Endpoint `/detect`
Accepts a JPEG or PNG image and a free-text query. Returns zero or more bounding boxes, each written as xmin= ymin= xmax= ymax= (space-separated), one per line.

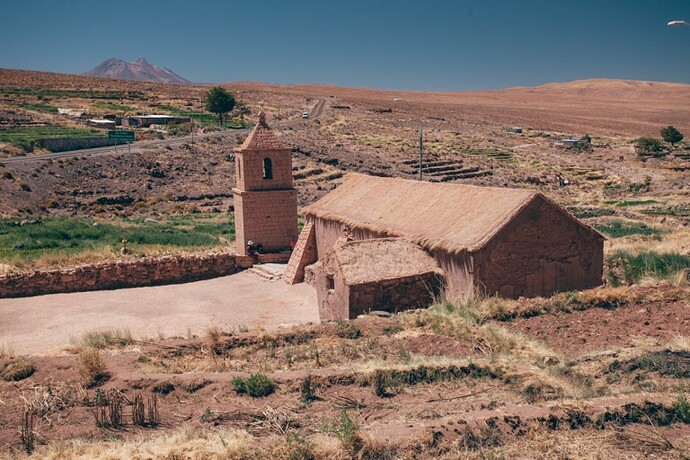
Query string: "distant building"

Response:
xmin=556 ymin=137 xmax=591 ymax=149
xmin=87 ymin=119 xmax=116 ymax=128
xmin=58 ymin=108 xmax=85 ymax=117
xmin=122 ymin=115 xmax=190 ymax=128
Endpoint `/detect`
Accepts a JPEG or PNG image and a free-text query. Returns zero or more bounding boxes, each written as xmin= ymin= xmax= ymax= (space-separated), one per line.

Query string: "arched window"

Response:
xmin=263 ymin=157 xmax=273 ymax=179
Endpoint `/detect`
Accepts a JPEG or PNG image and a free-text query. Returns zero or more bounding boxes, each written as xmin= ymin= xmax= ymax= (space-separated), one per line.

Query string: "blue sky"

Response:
xmin=2 ymin=0 xmax=690 ymax=90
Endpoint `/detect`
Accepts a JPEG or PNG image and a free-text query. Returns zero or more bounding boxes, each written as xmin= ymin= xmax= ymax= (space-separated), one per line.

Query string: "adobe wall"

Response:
xmin=235 ymin=150 xmax=293 ymax=191
xmin=234 ymin=188 xmax=298 ymax=253
xmin=431 ymin=250 xmax=475 ymax=299
xmin=310 ymin=217 xmax=391 ymax=259
xmin=474 ymin=196 xmax=604 ymax=298
xmin=0 ymin=252 xmax=254 ymax=299
xmin=348 ymin=274 xmax=443 ymax=319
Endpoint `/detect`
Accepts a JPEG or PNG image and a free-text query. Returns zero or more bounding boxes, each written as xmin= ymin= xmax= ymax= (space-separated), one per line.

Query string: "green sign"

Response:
xmin=108 ymin=130 xmax=135 ymax=142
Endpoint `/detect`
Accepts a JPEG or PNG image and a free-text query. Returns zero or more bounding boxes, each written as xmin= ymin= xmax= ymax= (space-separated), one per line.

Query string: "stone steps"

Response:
xmin=247 ymin=263 xmax=287 ymax=281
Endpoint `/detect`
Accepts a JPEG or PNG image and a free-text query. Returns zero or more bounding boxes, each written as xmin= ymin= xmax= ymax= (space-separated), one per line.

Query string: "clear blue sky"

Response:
xmin=2 ymin=0 xmax=690 ymax=90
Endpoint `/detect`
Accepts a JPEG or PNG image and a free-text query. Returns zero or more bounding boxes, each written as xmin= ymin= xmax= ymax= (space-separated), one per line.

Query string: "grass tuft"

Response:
xmin=1 ymin=356 xmax=35 ymax=381
xmin=232 ymin=372 xmax=276 ymax=397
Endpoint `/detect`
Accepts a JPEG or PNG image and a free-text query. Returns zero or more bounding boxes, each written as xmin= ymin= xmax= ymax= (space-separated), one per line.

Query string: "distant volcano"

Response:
xmin=83 ymin=58 xmax=190 ymax=84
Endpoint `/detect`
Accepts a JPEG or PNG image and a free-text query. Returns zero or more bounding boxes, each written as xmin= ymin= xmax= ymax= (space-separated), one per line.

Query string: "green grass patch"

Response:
xmin=642 ymin=206 xmax=690 ymax=217
xmin=603 ymin=199 xmax=657 ymax=207
xmin=567 ymin=206 xmax=616 ymax=219
xmin=232 ymin=373 xmax=276 ymax=397
xmin=92 ymin=103 xmax=137 ymax=112
xmin=607 ymin=250 xmax=690 ymax=285
xmin=594 ymin=219 xmax=662 ymax=238
xmin=0 ymin=126 xmax=106 ymax=150
xmin=17 ymin=102 xmax=58 ymax=113
xmin=0 ymin=214 xmax=235 ymax=266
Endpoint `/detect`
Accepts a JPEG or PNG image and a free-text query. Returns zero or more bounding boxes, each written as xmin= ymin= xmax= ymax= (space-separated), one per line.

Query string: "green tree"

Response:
xmin=205 ymin=87 xmax=235 ymax=126
xmin=661 ymin=125 xmax=683 ymax=146
xmin=634 ymin=137 xmax=662 ymax=153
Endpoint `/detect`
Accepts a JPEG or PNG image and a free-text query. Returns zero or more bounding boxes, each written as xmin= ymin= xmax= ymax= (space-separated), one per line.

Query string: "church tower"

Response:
xmin=233 ymin=111 xmax=298 ymax=254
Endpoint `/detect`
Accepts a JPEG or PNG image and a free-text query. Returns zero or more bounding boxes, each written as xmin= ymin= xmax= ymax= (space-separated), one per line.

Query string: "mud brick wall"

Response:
xmin=235 ymin=149 xmax=293 ymax=191
xmin=233 ymin=188 xmax=298 ymax=253
xmin=348 ymin=274 xmax=443 ymax=319
xmin=0 ymin=252 xmax=247 ymax=299
xmin=474 ymin=196 xmax=604 ymax=298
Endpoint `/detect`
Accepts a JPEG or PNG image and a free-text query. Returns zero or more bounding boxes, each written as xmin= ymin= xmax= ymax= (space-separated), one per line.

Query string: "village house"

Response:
xmin=284 ymin=174 xmax=604 ymax=320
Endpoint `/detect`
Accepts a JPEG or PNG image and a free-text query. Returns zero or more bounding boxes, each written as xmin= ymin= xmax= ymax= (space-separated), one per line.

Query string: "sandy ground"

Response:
xmin=0 ymin=271 xmax=318 ymax=355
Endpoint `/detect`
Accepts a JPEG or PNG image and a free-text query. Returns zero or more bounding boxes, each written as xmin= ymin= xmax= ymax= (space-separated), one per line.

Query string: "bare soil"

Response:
xmin=508 ymin=300 xmax=690 ymax=355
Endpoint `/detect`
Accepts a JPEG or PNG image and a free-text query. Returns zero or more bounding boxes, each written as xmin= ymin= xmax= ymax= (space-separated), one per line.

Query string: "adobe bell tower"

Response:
xmin=233 ymin=111 xmax=298 ymax=254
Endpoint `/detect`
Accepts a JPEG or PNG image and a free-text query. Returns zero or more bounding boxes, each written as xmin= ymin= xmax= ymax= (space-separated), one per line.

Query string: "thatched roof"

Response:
xmin=234 ymin=111 xmax=289 ymax=152
xmin=329 ymin=238 xmax=442 ymax=285
xmin=303 ymin=174 xmax=600 ymax=255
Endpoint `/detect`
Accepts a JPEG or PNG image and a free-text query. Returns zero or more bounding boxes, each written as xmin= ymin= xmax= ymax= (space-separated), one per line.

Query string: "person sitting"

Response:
xmin=246 ymin=240 xmax=259 ymax=263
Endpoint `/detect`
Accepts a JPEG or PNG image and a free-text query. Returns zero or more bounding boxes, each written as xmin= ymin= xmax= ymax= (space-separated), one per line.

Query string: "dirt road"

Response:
xmin=0 ymin=272 xmax=318 ymax=355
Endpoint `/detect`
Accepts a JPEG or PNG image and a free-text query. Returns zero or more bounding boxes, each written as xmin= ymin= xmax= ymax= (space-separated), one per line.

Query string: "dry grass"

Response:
xmin=74 ymin=328 xmax=133 ymax=349
xmin=0 ymin=335 xmax=14 ymax=359
xmin=76 ymin=349 xmax=109 ymax=387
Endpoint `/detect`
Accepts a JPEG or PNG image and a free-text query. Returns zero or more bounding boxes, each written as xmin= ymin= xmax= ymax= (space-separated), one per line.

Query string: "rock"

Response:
xmin=543 ymin=356 xmax=559 ymax=366
xmin=369 ymin=310 xmax=392 ymax=318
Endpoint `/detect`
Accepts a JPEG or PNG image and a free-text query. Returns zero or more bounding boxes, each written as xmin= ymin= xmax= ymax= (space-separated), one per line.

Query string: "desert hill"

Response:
xmin=82 ymin=58 xmax=190 ymax=85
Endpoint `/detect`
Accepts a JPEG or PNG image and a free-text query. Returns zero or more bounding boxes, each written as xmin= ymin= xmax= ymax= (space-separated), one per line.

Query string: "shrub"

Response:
xmin=1 ymin=357 xmax=35 ymax=381
xmin=673 ymin=394 xmax=690 ymax=423
xmin=232 ymin=372 xmax=275 ymax=397
xmin=661 ymin=125 xmax=683 ymax=146
xmin=335 ymin=320 xmax=362 ymax=339
xmin=77 ymin=349 xmax=109 ymax=387
xmin=634 ymin=137 xmax=662 ymax=153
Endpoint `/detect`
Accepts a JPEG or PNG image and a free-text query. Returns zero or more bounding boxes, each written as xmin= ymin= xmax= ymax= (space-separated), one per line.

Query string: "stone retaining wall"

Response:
xmin=0 ymin=252 xmax=256 ymax=299
xmin=37 ymin=137 xmax=117 ymax=152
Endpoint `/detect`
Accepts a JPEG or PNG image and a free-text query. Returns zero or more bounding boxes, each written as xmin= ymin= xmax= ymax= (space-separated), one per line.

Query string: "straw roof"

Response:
xmin=329 ymin=238 xmax=442 ymax=285
xmin=234 ymin=111 xmax=289 ymax=152
xmin=303 ymin=174 xmax=599 ymax=255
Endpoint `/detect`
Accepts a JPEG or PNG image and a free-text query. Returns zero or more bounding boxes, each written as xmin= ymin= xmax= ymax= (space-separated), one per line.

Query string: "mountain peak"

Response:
xmin=83 ymin=58 xmax=190 ymax=84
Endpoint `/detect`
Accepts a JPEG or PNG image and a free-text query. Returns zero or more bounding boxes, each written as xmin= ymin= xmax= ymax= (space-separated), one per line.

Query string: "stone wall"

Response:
xmin=37 ymin=137 xmax=116 ymax=152
xmin=0 ymin=252 xmax=253 ymax=299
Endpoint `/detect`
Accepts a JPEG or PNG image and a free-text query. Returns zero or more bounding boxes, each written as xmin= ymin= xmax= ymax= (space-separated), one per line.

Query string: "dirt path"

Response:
xmin=0 ymin=272 xmax=318 ymax=355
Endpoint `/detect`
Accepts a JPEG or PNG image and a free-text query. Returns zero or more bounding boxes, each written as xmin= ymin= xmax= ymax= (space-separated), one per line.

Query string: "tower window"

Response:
xmin=237 ymin=158 xmax=241 ymax=179
xmin=263 ymin=157 xmax=273 ymax=179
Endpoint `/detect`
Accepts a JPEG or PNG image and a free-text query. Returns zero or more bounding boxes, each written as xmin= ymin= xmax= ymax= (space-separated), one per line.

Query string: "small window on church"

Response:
xmin=263 ymin=158 xmax=273 ymax=179
xmin=237 ymin=158 xmax=241 ymax=179
xmin=326 ymin=275 xmax=334 ymax=290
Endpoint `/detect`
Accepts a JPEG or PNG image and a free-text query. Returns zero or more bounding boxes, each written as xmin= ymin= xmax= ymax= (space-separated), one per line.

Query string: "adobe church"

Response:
xmin=233 ymin=112 xmax=603 ymax=321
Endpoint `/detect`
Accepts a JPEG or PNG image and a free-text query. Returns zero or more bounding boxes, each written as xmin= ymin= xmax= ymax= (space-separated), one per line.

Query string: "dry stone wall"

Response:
xmin=0 ymin=252 xmax=255 ymax=299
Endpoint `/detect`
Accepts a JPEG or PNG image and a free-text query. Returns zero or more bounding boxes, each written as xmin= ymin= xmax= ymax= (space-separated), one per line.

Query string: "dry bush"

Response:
xmin=1 ymin=356 xmax=35 ymax=381
xmin=19 ymin=410 xmax=35 ymax=454
xmin=77 ymin=349 xmax=109 ymax=387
